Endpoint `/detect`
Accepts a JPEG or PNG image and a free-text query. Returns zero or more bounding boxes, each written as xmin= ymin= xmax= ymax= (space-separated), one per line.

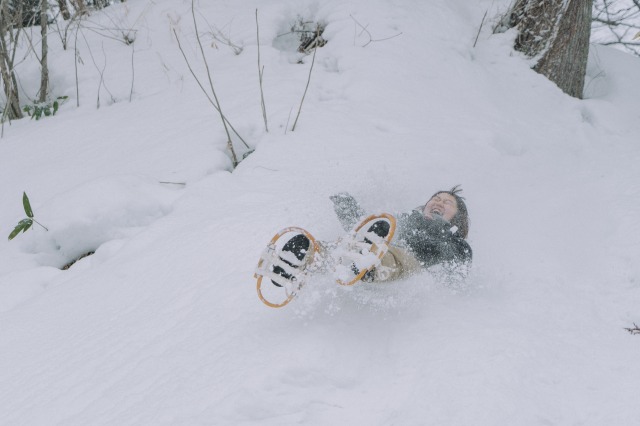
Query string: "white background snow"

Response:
xmin=1 ymin=0 xmax=639 ymax=424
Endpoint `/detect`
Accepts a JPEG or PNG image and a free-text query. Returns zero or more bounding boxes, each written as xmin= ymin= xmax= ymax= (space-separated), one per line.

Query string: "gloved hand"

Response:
xmin=329 ymin=192 xmax=359 ymax=209
xmin=330 ymin=192 xmax=365 ymax=231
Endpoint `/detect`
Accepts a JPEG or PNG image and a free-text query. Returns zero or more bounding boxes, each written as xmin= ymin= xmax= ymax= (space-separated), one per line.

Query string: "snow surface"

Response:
xmin=1 ymin=0 xmax=640 ymax=424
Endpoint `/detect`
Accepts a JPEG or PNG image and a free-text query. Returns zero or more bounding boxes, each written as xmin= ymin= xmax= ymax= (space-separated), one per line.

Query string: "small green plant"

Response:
xmin=8 ymin=192 xmax=48 ymax=240
xmin=22 ymin=96 xmax=69 ymax=120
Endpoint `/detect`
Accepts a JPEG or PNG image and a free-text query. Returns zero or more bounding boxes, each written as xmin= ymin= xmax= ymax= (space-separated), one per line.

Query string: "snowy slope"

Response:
xmin=1 ymin=0 xmax=640 ymax=424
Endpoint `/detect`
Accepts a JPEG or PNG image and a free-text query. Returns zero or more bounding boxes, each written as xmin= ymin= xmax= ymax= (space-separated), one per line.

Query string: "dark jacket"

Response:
xmin=330 ymin=193 xmax=472 ymax=269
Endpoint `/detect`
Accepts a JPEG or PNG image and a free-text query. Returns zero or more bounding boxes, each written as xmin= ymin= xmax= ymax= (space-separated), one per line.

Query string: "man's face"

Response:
xmin=423 ymin=192 xmax=458 ymax=222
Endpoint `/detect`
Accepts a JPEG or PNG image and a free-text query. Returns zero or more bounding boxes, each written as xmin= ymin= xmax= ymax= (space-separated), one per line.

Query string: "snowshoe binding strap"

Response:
xmin=335 ymin=213 xmax=396 ymax=286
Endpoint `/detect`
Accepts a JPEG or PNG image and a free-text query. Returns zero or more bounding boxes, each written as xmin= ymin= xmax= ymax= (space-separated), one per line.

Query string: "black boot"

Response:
xmin=271 ymin=234 xmax=310 ymax=287
xmin=367 ymin=220 xmax=390 ymax=239
xmin=352 ymin=219 xmax=391 ymax=282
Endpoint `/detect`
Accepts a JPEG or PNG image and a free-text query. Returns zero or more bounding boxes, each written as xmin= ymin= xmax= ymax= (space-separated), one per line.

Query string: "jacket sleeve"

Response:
xmin=329 ymin=192 xmax=366 ymax=231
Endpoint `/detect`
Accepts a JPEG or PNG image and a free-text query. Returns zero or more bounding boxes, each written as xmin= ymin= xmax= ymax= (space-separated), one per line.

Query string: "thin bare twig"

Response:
xmin=291 ymin=39 xmax=317 ymax=132
xmin=62 ymin=11 xmax=85 ymax=50
xmin=82 ymin=26 xmax=134 ymax=44
xmin=81 ymin=30 xmax=115 ymax=108
xmin=256 ymin=9 xmax=268 ymax=132
xmin=625 ymin=323 xmax=640 ymax=335
xmin=0 ymin=82 xmax=11 ymax=137
xmin=276 ymin=29 xmax=314 ymax=38
xmin=74 ymin=22 xmax=81 ymax=107
xmin=473 ymin=10 xmax=488 ymax=48
xmin=96 ymin=45 xmax=105 ymax=108
xmin=33 ymin=218 xmax=48 ymax=232
xmin=349 ymin=14 xmax=402 ymax=47
xmin=191 ymin=0 xmax=238 ymax=167
xmin=284 ymin=106 xmax=293 ymax=135
xmin=173 ymin=28 xmax=249 ymax=149
xmin=198 ymin=12 xmax=243 ymax=55
xmin=129 ymin=43 xmax=135 ymax=102
xmin=80 ymin=30 xmax=103 ymax=108
xmin=592 ymin=0 xmax=640 ymax=56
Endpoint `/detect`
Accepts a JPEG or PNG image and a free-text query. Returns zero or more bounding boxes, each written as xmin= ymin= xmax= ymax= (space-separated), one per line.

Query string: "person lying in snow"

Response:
xmin=269 ymin=185 xmax=472 ymax=289
xmin=329 ymin=185 xmax=472 ymax=283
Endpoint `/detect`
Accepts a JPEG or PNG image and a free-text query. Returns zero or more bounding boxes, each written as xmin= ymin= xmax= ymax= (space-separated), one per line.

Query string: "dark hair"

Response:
xmin=428 ymin=185 xmax=470 ymax=239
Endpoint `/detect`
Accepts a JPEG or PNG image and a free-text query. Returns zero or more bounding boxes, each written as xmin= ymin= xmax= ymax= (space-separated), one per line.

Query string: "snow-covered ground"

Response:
xmin=1 ymin=0 xmax=639 ymax=424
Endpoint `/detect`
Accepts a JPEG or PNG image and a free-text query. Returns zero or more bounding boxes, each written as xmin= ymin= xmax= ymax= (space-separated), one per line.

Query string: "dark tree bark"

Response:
xmin=511 ymin=0 xmax=593 ymax=99
xmin=57 ymin=0 xmax=71 ymax=20
xmin=71 ymin=0 xmax=87 ymax=16
xmin=0 ymin=0 xmax=23 ymax=119
xmin=38 ymin=0 xmax=48 ymax=102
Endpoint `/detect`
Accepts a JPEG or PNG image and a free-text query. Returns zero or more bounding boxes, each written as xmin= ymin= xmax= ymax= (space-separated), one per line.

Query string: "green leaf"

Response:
xmin=53 ymin=101 xmax=59 ymax=115
xmin=8 ymin=219 xmax=32 ymax=241
xmin=8 ymin=226 xmax=21 ymax=241
xmin=23 ymin=192 xmax=34 ymax=218
xmin=44 ymin=107 xmax=51 ymax=117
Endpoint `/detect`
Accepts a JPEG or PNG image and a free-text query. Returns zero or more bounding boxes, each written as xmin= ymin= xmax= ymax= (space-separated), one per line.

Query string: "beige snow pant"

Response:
xmin=315 ymin=242 xmax=422 ymax=283
xmin=370 ymin=245 xmax=423 ymax=282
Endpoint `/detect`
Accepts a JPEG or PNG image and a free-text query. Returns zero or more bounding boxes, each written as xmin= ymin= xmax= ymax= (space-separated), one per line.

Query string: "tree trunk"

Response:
xmin=0 ymin=49 xmax=22 ymax=119
xmin=71 ymin=0 xmax=88 ymax=16
xmin=38 ymin=0 xmax=48 ymax=103
xmin=512 ymin=0 xmax=593 ymax=99
xmin=57 ymin=0 xmax=71 ymax=20
xmin=0 ymin=0 xmax=23 ymax=119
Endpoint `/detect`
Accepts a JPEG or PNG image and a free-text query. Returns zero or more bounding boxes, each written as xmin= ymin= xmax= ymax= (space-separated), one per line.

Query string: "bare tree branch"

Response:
xmin=291 ymin=32 xmax=317 ymax=132
xmin=256 ymin=9 xmax=267 ymax=132
xmin=593 ymin=0 xmax=640 ymax=56
xmin=190 ymin=0 xmax=237 ymax=167
xmin=349 ymin=15 xmax=403 ymax=47
xmin=625 ymin=323 xmax=640 ymax=335
xmin=172 ymin=28 xmax=249 ymax=150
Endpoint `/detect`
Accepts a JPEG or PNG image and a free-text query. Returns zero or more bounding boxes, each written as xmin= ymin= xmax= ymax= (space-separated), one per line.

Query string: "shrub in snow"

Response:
xmin=8 ymin=192 xmax=48 ymax=241
xmin=273 ymin=16 xmax=327 ymax=59
xmin=22 ymin=96 xmax=68 ymax=120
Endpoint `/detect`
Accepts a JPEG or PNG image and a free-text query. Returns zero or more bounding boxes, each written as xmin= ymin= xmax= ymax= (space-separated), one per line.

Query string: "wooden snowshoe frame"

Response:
xmin=255 ymin=227 xmax=318 ymax=308
xmin=335 ymin=213 xmax=397 ymax=286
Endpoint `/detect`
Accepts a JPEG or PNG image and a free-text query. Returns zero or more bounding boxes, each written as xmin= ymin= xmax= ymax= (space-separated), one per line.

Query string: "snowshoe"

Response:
xmin=255 ymin=227 xmax=318 ymax=308
xmin=332 ymin=213 xmax=396 ymax=286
